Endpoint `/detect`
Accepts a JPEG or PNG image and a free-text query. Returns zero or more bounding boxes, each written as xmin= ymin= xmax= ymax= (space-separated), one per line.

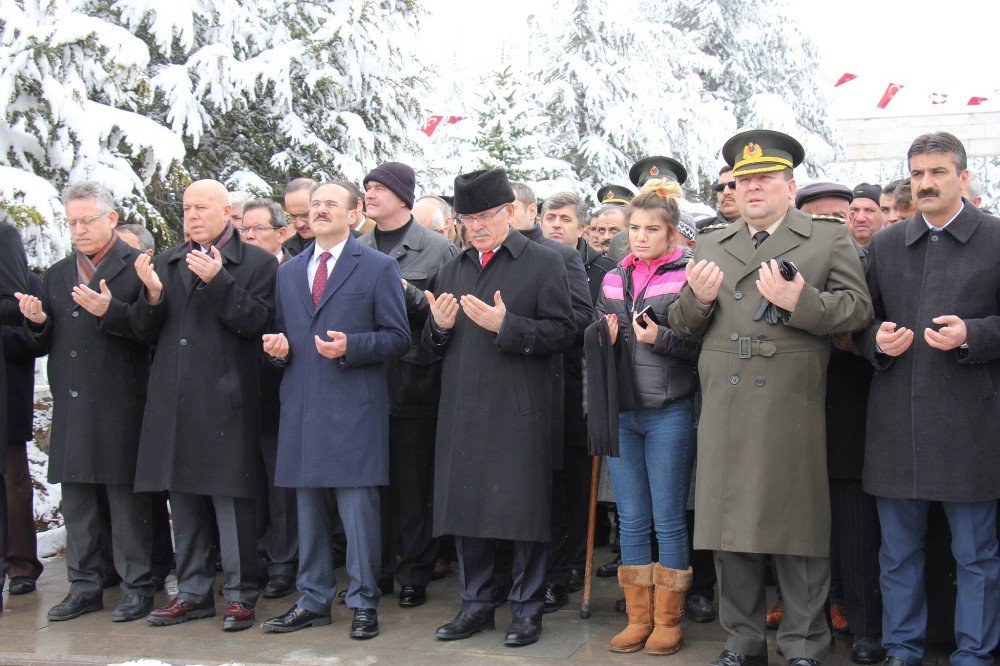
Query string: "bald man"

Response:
xmin=130 ymin=179 xmax=278 ymax=632
xmin=413 ymin=199 xmax=446 ymax=234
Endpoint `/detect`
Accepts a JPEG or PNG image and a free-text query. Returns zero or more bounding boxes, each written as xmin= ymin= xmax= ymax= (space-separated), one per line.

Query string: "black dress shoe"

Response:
xmin=710 ymin=649 xmax=768 ymax=666
xmin=263 ymin=574 xmax=296 ymax=599
xmin=787 ymin=660 xmax=820 ymax=666
xmin=596 ymin=555 xmax=621 ymax=578
xmin=435 ymin=610 xmax=496 ymax=640
xmin=493 ymin=581 xmax=512 ymax=608
xmin=542 ymin=582 xmax=567 ymax=613
xmin=568 ymin=569 xmax=584 ymax=592
xmin=9 ymin=577 xmax=36 ymax=595
xmin=398 ymin=585 xmax=426 ymax=607
xmin=504 ymin=616 xmax=542 ymax=646
xmin=111 ymin=594 xmax=153 ymax=622
xmin=349 ymin=608 xmax=379 ymax=639
xmin=47 ymin=593 xmax=104 ymax=621
xmin=261 ymin=604 xmax=332 ymax=633
xmin=850 ymin=635 xmax=886 ymax=665
xmin=614 ymin=596 xmax=626 ymax=612
xmin=880 ymin=656 xmax=909 ymax=666
xmin=686 ymin=594 xmax=717 ymax=623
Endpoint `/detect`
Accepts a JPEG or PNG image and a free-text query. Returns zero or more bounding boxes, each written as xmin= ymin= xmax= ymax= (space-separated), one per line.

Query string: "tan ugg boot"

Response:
xmin=644 ymin=564 xmax=693 ymax=655
xmin=608 ymin=564 xmax=654 ymax=653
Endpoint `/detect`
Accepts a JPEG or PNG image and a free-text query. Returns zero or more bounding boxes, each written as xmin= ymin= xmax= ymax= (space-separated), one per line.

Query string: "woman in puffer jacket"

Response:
xmin=596 ymin=178 xmax=699 ymax=656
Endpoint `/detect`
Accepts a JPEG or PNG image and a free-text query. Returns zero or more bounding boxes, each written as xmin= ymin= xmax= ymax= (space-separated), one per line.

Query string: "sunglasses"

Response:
xmin=713 ymin=182 xmax=737 ymax=193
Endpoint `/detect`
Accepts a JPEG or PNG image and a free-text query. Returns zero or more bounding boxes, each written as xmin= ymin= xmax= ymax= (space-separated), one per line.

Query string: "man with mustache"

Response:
xmin=847 ymin=184 xmax=884 ymax=248
xmin=699 ymin=166 xmax=740 ymax=230
xmin=857 ymin=131 xmax=1000 ymax=666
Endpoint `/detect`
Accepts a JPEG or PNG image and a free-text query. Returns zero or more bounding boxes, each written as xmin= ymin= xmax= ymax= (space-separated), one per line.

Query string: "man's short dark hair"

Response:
xmin=718 ymin=165 xmax=733 ymax=177
xmin=116 ymin=223 xmax=155 ymax=252
xmin=895 ymin=181 xmax=913 ymax=209
xmin=243 ymin=198 xmax=288 ymax=229
xmin=882 ymin=178 xmax=904 ymax=198
xmin=509 ymin=182 xmax=536 ymax=208
xmin=907 ymin=131 xmax=968 ymax=173
xmin=541 ymin=191 xmax=587 ymax=228
xmin=284 ymin=177 xmax=317 ymax=197
xmin=333 ymin=180 xmax=362 ymax=211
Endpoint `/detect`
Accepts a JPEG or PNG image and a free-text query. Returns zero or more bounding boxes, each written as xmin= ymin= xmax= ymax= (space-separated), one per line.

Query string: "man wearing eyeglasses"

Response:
xmin=700 ymin=166 xmax=740 ymax=230
xmin=241 ymin=199 xmax=291 ymax=264
xmin=423 ymin=169 xmax=575 ymax=647
xmin=282 ymin=178 xmax=317 ymax=257
xmin=14 ymin=182 xmax=156 ymax=624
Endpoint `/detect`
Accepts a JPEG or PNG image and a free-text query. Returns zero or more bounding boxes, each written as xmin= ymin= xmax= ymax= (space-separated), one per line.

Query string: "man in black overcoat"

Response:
xmin=858 ymin=132 xmax=1000 ymax=666
xmin=131 ymin=180 xmax=277 ymax=632
xmin=422 ymin=169 xmax=575 ymax=647
xmin=16 ymin=182 xmax=155 ymax=623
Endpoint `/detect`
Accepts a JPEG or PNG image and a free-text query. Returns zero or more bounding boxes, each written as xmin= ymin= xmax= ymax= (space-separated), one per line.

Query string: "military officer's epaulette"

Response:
xmin=810 ymin=214 xmax=845 ymax=224
xmin=698 ymin=223 xmax=729 ymax=233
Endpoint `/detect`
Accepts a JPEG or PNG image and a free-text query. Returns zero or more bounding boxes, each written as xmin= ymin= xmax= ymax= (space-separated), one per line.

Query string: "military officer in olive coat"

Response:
xmin=668 ymin=130 xmax=873 ymax=666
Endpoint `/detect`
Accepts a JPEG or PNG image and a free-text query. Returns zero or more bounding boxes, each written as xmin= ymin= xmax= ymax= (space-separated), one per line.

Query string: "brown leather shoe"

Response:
xmin=766 ymin=599 xmax=784 ymax=630
xmin=147 ymin=598 xmax=216 ymax=626
xmin=222 ymin=601 xmax=255 ymax=631
xmin=828 ymin=602 xmax=848 ymax=633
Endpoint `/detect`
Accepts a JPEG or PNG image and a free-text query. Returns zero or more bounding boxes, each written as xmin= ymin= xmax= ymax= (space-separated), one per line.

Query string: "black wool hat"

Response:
xmin=363 ymin=162 xmax=416 ymax=208
xmin=795 ymin=182 xmax=853 ymax=209
xmin=852 ymin=183 xmax=882 ymax=205
xmin=723 ymin=130 xmax=805 ymax=177
xmin=596 ymin=184 xmax=634 ymax=206
xmin=453 ymin=169 xmax=516 ymax=215
xmin=629 ymin=156 xmax=688 ymax=187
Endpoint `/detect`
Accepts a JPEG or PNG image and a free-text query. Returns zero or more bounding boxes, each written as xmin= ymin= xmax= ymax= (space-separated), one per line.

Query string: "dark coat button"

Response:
xmin=72 ymin=310 xmax=79 ymax=317
xmin=730 ymin=375 xmax=740 ymax=385
xmin=70 ymin=390 xmax=78 ymax=398
xmin=755 ymin=377 xmax=765 ymax=387
xmin=180 ymin=338 xmax=188 ymax=346
xmin=734 ymin=290 xmax=743 ymax=300
xmin=70 ymin=350 xmax=77 ymax=358
xmin=730 ymin=331 xmax=740 ymax=341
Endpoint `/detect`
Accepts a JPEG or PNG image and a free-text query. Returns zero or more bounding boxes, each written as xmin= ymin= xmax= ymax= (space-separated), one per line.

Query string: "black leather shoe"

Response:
xmin=614 ymin=596 xmax=626 ymax=612
xmin=493 ymin=581 xmax=512 ymax=608
xmin=596 ymin=555 xmax=621 ymax=578
xmin=568 ymin=569 xmax=584 ymax=592
xmin=47 ymin=593 xmax=103 ymax=621
xmin=504 ymin=616 xmax=542 ymax=646
xmin=787 ymin=660 xmax=820 ymax=666
xmin=261 ymin=604 xmax=331 ymax=633
xmin=263 ymin=574 xmax=296 ymax=599
xmin=9 ymin=577 xmax=36 ymax=595
xmin=542 ymin=582 xmax=567 ymax=613
xmin=686 ymin=594 xmax=717 ymax=623
xmin=435 ymin=610 xmax=496 ymax=640
xmin=881 ymin=656 xmax=909 ymax=666
xmin=111 ymin=594 xmax=153 ymax=622
xmin=850 ymin=635 xmax=886 ymax=664
xmin=398 ymin=585 xmax=427 ymax=608
xmin=349 ymin=608 xmax=379 ymax=639
xmin=710 ymin=649 xmax=768 ymax=666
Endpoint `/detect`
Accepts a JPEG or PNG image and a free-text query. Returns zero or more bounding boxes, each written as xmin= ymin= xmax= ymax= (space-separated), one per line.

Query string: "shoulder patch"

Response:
xmin=810 ymin=214 xmax=845 ymax=224
xmin=698 ymin=223 xmax=730 ymax=233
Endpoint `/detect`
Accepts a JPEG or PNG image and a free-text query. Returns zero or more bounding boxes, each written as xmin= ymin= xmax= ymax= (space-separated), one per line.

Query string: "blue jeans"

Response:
xmin=876 ymin=497 xmax=1000 ymax=666
xmin=608 ymin=397 xmax=696 ymax=569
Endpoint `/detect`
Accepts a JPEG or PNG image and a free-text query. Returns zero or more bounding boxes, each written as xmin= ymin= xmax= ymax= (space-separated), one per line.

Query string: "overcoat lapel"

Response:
xmin=88 ymin=239 xmax=130 ymax=290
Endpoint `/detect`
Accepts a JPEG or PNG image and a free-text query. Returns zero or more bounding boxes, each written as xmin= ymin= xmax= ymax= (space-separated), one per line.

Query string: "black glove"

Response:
xmin=751 ymin=260 xmax=798 ymax=324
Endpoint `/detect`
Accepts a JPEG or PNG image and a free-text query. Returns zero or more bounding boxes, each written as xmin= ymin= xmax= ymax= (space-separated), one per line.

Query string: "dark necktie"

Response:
xmin=480 ymin=250 xmax=495 ymax=268
xmin=752 ymin=230 xmax=770 ymax=249
xmin=311 ymin=251 xmax=332 ymax=306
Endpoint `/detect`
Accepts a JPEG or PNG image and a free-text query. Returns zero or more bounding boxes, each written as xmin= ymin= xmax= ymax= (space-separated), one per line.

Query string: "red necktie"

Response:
xmin=311 ymin=251 xmax=332 ymax=306
xmin=480 ymin=250 xmax=495 ymax=268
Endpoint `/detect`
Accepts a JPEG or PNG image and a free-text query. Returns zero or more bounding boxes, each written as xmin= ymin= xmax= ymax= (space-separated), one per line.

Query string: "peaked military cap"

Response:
xmin=596 ymin=184 xmax=634 ymax=207
xmin=723 ymin=130 xmax=805 ymax=177
xmin=629 ymin=156 xmax=688 ymax=187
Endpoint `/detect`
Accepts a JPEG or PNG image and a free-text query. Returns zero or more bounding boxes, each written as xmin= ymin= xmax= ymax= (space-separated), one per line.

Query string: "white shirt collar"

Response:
xmin=924 ymin=201 xmax=964 ymax=231
xmin=312 ymin=237 xmax=348 ymax=263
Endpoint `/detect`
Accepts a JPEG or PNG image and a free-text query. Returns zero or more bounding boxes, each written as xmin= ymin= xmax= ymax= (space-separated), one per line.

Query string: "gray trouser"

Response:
xmin=62 ymin=482 xmax=153 ymax=598
xmin=715 ymin=550 xmax=831 ymax=661
xmin=170 ymin=492 xmax=259 ymax=605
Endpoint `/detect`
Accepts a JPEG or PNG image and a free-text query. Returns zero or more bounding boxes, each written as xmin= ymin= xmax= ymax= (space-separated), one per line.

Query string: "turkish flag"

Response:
xmin=877 ymin=83 xmax=904 ymax=109
xmin=421 ymin=115 xmax=444 ymax=136
xmin=835 ymin=73 xmax=858 ymax=87
xmin=930 ymin=92 xmax=948 ymax=105
xmin=968 ymin=97 xmax=989 ymax=105
xmin=445 ymin=116 xmax=465 ymax=124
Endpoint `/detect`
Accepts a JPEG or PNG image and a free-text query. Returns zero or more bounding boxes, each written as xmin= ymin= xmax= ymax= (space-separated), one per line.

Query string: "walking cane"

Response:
xmin=580 ymin=454 xmax=601 ymax=619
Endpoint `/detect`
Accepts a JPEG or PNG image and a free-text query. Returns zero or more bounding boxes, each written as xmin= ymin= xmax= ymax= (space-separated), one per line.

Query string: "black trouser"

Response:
xmin=0 ymin=474 xmax=7 ymax=597
xmin=687 ymin=510 xmax=717 ymax=599
xmin=546 ymin=446 xmax=591 ymax=587
xmin=829 ymin=478 xmax=882 ymax=636
xmin=386 ymin=415 xmax=438 ymax=587
xmin=258 ymin=432 xmax=298 ymax=577
xmin=457 ymin=536 xmax=546 ymax=619
xmin=5 ymin=441 xmax=41 ymax=580
xmin=150 ymin=491 xmax=174 ymax=581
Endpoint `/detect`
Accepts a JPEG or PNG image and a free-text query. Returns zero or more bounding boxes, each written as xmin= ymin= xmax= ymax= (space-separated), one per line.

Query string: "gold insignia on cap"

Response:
xmin=743 ymin=142 xmax=762 ymax=162
xmin=603 ymin=191 xmax=613 ymax=201
xmin=734 ymin=140 xmax=793 ymax=176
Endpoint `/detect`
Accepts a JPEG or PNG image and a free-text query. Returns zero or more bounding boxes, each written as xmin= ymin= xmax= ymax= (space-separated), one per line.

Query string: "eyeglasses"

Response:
xmin=286 ymin=212 xmax=310 ymax=222
xmin=457 ymin=204 xmax=508 ymax=224
xmin=67 ymin=211 xmax=110 ymax=228
xmin=237 ymin=225 xmax=281 ymax=234
xmin=308 ymin=200 xmax=346 ymax=210
xmin=713 ymin=182 xmax=737 ymax=193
